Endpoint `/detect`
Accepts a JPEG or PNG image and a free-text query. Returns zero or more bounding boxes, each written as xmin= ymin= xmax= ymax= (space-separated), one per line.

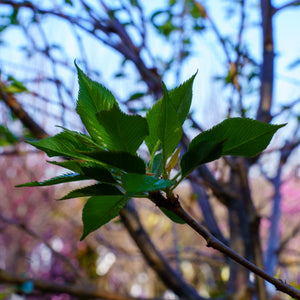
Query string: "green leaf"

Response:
xmin=96 ymin=105 xmax=149 ymax=153
xmin=122 ymin=173 xmax=175 ymax=195
xmin=151 ymin=152 xmax=163 ymax=177
xmin=0 ymin=125 xmax=18 ymax=145
xmin=48 ymin=160 xmax=117 ymax=183
xmin=180 ymin=140 xmax=224 ymax=177
xmin=168 ymin=73 xmax=196 ymax=124
xmin=145 ymin=73 xmax=196 ymax=155
xmin=189 ymin=118 xmax=286 ymax=157
xmin=78 ymin=150 xmax=146 ymax=174
xmin=159 ymin=207 xmax=185 ymax=224
xmin=81 ymin=196 xmax=128 ymax=240
xmin=27 ymin=130 xmax=95 ymax=160
xmin=16 ymin=173 xmax=88 ymax=187
xmin=75 ymin=63 xmax=119 ymax=146
xmin=48 ymin=160 xmax=83 ymax=173
xmin=59 ymin=183 xmax=123 ymax=200
xmin=145 ymin=97 xmax=162 ymax=155
xmin=157 ymin=83 xmax=182 ymax=162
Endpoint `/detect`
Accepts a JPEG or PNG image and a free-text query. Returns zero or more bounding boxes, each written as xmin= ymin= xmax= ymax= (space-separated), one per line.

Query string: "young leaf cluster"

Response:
xmin=17 ymin=63 xmax=285 ymax=239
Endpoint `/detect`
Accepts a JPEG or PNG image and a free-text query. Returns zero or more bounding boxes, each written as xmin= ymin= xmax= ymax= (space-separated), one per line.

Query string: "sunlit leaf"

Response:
xmin=27 ymin=130 xmax=94 ymax=160
xmin=157 ymin=83 xmax=182 ymax=162
xmin=96 ymin=105 xmax=148 ymax=153
xmin=75 ymin=63 xmax=118 ymax=146
xmin=145 ymin=73 xmax=195 ymax=155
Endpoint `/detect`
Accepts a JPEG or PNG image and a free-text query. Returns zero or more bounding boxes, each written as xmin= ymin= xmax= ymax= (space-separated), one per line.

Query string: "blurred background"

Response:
xmin=1 ymin=0 xmax=300 ymax=299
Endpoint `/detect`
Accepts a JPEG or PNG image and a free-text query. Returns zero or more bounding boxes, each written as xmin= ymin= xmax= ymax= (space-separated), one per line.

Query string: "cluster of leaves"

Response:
xmin=18 ymin=63 xmax=284 ymax=240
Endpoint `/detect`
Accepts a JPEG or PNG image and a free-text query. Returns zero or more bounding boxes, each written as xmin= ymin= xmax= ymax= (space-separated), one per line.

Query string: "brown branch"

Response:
xmin=0 ymin=82 xmax=48 ymax=139
xmin=119 ymin=201 xmax=206 ymax=300
xmin=148 ymin=192 xmax=300 ymax=299
xmin=256 ymin=0 xmax=274 ymax=123
xmin=0 ymin=268 xmax=149 ymax=300
xmin=273 ymin=0 xmax=300 ymax=14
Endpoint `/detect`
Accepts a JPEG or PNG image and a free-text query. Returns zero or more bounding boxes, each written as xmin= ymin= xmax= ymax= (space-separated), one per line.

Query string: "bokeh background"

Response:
xmin=1 ymin=0 xmax=300 ymax=299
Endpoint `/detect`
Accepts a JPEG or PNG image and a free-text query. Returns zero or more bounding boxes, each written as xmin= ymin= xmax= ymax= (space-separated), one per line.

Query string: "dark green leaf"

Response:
xmin=128 ymin=92 xmax=145 ymax=101
xmin=48 ymin=160 xmax=83 ymax=173
xmin=75 ymin=63 xmax=119 ymax=146
xmin=96 ymin=105 xmax=149 ymax=153
xmin=16 ymin=173 xmax=88 ymax=187
xmin=189 ymin=118 xmax=286 ymax=157
xmin=27 ymin=130 xmax=95 ymax=160
xmin=181 ymin=140 xmax=224 ymax=177
xmin=159 ymin=207 xmax=185 ymax=224
xmin=157 ymin=83 xmax=182 ymax=161
xmin=122 ymin=173 xmax=174 ymax=195
xmin=78 ymin=150 xmax=146 ymax=174
xmin=59 ymin=183 xmax=123 ymax=200
xmin=81 ymin=196 xmax=128 ymax=240
xmin=49 ymin=160 xmax=117 ymax=183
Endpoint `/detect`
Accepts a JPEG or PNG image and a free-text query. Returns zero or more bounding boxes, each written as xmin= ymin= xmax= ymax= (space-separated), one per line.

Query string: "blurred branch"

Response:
xmin=273 ymin=0 xmax=300 ymax=14
xmin=119 ymin=201 xmax=206 ymax=300
xmin=0 ymin=214 xmax=84 ymax=282
xmin=193 ymin=1 xmax=231 ymax=64
xmin=0 ymin=268 xmax=149 ymax=300
xmin=256 ymin=0 xmax=274 ymax=123
xmin=0 ymin=81 xmax=48 ymax=139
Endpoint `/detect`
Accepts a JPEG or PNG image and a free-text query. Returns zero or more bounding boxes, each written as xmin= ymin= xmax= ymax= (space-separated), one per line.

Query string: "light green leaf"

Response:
xmin=75 ymin=63 xmax=119 ymax=145
xmin=122 ymin=173 xmax=175 ymax=195
xmin=157 ymin=83 xmax=182 ymax=162
xmin=145 ymin=73 xmax=195 ymax=155
xmin=189 ymin=118 xmax=286 ymax=157
xmin=59 ymin=183 xmax=123 ymax=200
xmin=168 ymin=72 xmax=196 ymax=124
xmin=81 ymin=196 xmax=128 ymax=240
xmin=180 ymin=140 xmax=224 ymax=177
xmin=78 ymin=150 xmax=146 ymax=174
xmin=16 ymin=173 xmax=88 ymax=187
xmin=145 ymin=98 xmax=162 ymax=155
xmin=96 ymin=105 xmax=149 ymax=153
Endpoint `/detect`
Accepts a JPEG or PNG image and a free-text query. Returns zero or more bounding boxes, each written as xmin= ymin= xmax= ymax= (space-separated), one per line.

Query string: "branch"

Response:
xmin=273 ymin=0 xmax=300 ymax=14
xmin=148 ymin=192 xmax=300 ymax=299
xmin=119 ymin=201 xmax=206 ymax=300
xmin=0 ymin=81 xmax=48 ymax=139
xmin=0 ymin=268 xmax=149 ymax=300
xmin=0 ymin=214 xmax=84 ymax=282
xmin=256 ymin=0 xmax=274 ymax=122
